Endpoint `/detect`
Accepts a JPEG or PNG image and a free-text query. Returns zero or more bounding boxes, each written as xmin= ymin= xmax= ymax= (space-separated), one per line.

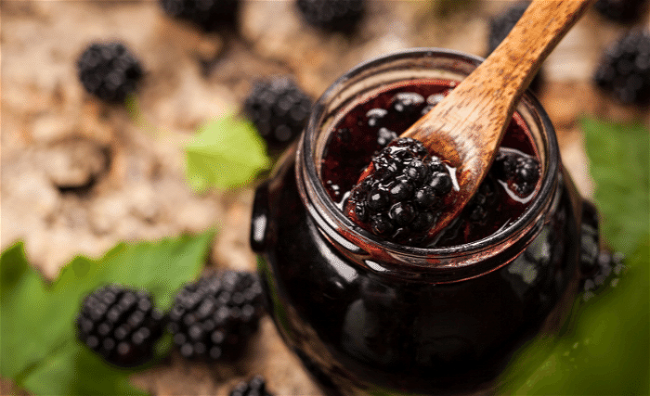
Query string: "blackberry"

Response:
xmin=230 ymin=375 xmax=274 ymax=396
xmin=594 ymin=30 xmax=650 ymax=106
xmin=346 ymin=138 xmax=455 ymax=245
xmin=487 ymin=2 xmax=543 ymax=93
xmin=296 ymin=0 xmax=365 ymax=33
xmin=77 ymin=42 xmax=143 ymax=103
xmin=159 ymin=0 xmax=239 ymax=31
xmin=594 ymin=0 xmax=648 ymax=24
xmin=76 ymin=284 xmax=164 ymax=367
xmin=391 ymin=92 xmax=425 ymax=115
xmin=493 ymin=148 xmax=540 ymax=196
xmin=244 ymin=76 xmax=313 ymax=148
xmin=377 ymin=127 xmax=398 ymax=148
xmin=582 ymin=250 xmax=625 ymax=301
xmin=466 ymin=176 xmax=498 ymax=224
xmin=421 ymin=93 xmax=446 ymax=116
xmin=168 ymin=271 xmax=264 ymax=361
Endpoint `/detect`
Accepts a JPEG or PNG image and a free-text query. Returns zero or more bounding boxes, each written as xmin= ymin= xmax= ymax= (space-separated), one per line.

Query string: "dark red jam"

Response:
xmin=320 ymin=80 xmax=541 ymax=247
xmin=252 ymin=52 xmax=594 ymax=396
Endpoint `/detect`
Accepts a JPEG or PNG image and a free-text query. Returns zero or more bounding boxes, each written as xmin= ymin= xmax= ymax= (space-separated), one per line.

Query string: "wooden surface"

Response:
xmin=1 ymin=1 xmax=648 ymax=395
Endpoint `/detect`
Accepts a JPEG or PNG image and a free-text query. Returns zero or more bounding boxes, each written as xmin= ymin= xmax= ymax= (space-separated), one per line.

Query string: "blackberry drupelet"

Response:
xmin=244 ymin=76 xmax=313 ymax=148
xmin=594 ymin=30 xmax=650 ymax=106
xmin=296 ymin=0 xmax=365 ymax=33
xmin=391 ymin=92 xmax=425 ymax=115
xmin=376 ymin=127 xmax=398 ymax=148
xmin=76 ymin=284 xmax=164 ymax=367
xmin=77 ymin=42 xmax=143 ymax=103
xmin=487 ymin=2 xmax=543 ymax=93
xmin=594 ymin=0 xmax=648 ymax=24
xmin=493 ymin=148 xmax=540 ymax=196
xmin=159 ymin=0 xmax=239 ymax=31
xmin=168 ymin=271 xmax=264 ymax=361
xmin=346 ymin=138 xmax=454 ymax=245
xmin=466 ymin=176 xmax=498 ymax=224
xmin=230 ymin=375 xmax=274 ymax=396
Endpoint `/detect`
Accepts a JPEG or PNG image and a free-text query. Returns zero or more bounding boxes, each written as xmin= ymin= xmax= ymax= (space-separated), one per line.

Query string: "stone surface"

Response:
xmin=2 ymin=1 xmax=648 ymax=395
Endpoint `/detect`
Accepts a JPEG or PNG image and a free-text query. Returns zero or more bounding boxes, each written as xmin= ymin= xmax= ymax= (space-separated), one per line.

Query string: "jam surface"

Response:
xmin=320 ymin=80 xmax=541 ymax=247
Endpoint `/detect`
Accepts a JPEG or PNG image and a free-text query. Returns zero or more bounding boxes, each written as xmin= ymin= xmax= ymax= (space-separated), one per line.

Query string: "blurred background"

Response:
xmin=1 ymin=1 xmax=649 ymax=394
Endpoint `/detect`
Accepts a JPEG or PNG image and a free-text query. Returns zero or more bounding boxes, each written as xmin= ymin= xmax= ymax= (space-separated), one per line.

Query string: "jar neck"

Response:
xmin=295 ymin=48 xmax=560 ymax=283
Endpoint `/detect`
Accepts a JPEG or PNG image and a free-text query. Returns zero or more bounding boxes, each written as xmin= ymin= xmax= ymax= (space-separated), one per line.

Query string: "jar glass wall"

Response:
xmin=251 ymin=49 xmax=595 ymax=396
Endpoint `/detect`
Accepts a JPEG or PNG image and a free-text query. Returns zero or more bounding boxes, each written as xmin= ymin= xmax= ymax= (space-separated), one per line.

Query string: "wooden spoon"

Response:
xmin=348 ymin=0 xmax=594 ymax=243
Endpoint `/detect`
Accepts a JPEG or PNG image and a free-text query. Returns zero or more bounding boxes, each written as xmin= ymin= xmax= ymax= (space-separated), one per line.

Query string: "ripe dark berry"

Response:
xmin=391 ymin=92 xmax=425 ymax=114
xmin=594 ymin=30 xmax=650 ymax=106
xmin=77 ymin=42 xmax=143 ymax=103
xmin=244 ymin=76 xmax=313 ymax=148
xmin=594 ymin=0 xmax=648 ymax=24
xmin=168 ymin=271 xmax=264 ymax=361
xmin=466 ymin=179 xmax=495 ymax=224
xmin=159 ymin=0 xmax=239 ymax=31
xmin=296 ymin=0 xmax=365 ymax=33
xmin=377 ymin=127 xmax=398 ymax=148
xmin=494 ymin=149 xmax=540 ymax=196
xmin=366 ymin=108 xmax=388 ymax=128
xmin=346 ymin=138 xmax=455 ymax=245
xmin=487 ymin=2 xmax=543 ymax=93
xmin=230 ymin=375 xmax=274 ymax=396
xmin=76 ymin=284 xmax=164 ymax=367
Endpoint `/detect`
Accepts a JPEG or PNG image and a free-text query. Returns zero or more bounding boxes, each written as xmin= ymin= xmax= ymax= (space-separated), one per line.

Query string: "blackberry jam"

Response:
xmin=251 ymin=49 xmax=600 ymax=396
xmin=321 ymin=81 xmax=541 ymax=246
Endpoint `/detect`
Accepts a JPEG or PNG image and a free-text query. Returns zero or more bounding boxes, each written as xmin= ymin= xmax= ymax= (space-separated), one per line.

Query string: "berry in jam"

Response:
xmin=320 ymin=80 xmax=541 ymax=247
xmin=345 ymin=137 xmax=455 ymax=245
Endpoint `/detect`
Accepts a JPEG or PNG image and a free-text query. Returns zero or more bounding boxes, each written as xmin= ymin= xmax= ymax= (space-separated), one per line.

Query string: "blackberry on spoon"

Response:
xmin=345 ymin=138 xmax=454 ymax=245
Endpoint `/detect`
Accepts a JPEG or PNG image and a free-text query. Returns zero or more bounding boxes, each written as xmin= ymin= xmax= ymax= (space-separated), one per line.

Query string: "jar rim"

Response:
xmin=298 ymin=48 xmax=559 ymax=271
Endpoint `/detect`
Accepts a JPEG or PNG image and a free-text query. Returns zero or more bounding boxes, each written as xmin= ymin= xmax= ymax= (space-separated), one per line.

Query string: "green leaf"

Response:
xmin=51 ymin=230 xmax=215 ymax=311
xmin=581 ymin=118 xmax=649 ymax=256
xmin=498 ymin=118 xmax=650 ymax=395
xmin=1 ymin=242 xmax=66 ymax=380
xmin=1 ymin=231 xmax=214 ymax=395
xmin=185 ymin=115 xmax=271 ymax=191
xmin=22 ymin=343 xmax=148 ymax=396
xmin=500 ymin=237 xmax=649 ymax=395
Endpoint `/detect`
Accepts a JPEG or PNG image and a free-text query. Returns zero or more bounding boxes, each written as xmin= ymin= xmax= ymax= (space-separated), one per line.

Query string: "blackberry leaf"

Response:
xmin=498 ymin=119 xmax=650 ymax=395
xmin=499 ymin=238 xmax=649 ymax=395
xmin=185 ymin=114 xmax=271 ymax=192
xmin=22 ymin=344 xmax=149 ymax=396
xmin=1 ymin=232 xmax=214 ymax=395
xmin=582 ymin=118 xmax=649 ymax=256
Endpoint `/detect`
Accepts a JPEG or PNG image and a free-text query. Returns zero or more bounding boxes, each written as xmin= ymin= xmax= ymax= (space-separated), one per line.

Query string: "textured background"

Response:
xmin=1 ymin=1 xmax=648 ymax=394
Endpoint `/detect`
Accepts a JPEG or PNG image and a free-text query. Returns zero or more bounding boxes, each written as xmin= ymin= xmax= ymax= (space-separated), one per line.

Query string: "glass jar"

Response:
xmin=250 ymin=48 xmax=599 ymax=396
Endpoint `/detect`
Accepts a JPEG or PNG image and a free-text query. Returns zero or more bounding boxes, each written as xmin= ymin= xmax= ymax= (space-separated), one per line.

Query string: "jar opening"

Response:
xmin=297 ymin=48 xmax=559 ymax=274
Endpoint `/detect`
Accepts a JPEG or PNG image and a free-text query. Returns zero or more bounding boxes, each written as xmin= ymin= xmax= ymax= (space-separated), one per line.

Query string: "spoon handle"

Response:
xmin=404 ymin=0 xmax=594 ymax=158
xmin=467 ymin=0 xmax=594 ymax=109
xmin=398 ymin=0 xmax=593 ymax=240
